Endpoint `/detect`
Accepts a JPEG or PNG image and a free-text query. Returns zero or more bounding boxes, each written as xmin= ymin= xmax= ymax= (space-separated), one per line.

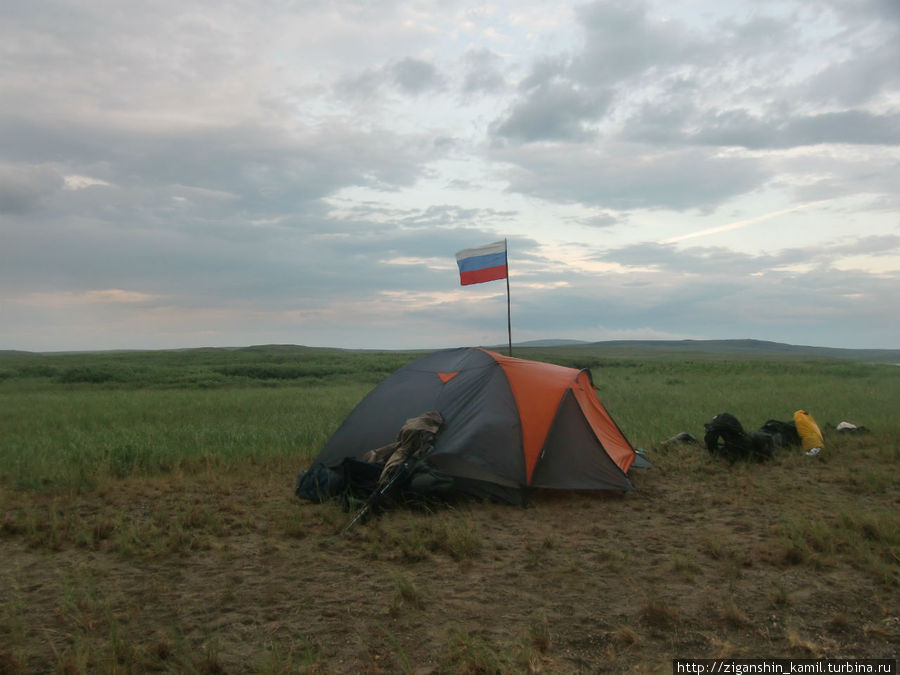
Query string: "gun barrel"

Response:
xmin=340 ymin=461 xmax=410 ymax=534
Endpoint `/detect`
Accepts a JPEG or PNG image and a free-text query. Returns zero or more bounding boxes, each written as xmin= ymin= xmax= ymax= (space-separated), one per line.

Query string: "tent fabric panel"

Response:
xmin=571 ymin=372 xmax=636 ymax=474
xmin=530 ymin=391 xmax=634 ymax=491
xmin=401 ymin=346 xmax=495 ymax=374
xmin=317 ymin=347 xmax=493 ymax=466
xmin=482 ymin=349 xmax=576 ymax=483
xmin=429 ymin=454 xmax=521 ymax=489
xmin=316 ymin=367 xmax=446 ymax=466
xmin=447 ymin=476 xmax=525 ymax=505
xmin=429 ymin=357 xmax=526 ymax=485
xmin=317 ymin=347 xmax=528 ymax=487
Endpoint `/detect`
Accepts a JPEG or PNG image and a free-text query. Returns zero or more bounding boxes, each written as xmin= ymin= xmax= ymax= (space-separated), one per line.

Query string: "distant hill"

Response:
xmin=5 ymin=339 xmax=899 ymax=363
xmin=0 ymin=350 xmax=37 ymax=360
xmin=513 ymin=339 xmax=591 ymax=348
xmin=514 ymin=339 xmax=900 ymax=362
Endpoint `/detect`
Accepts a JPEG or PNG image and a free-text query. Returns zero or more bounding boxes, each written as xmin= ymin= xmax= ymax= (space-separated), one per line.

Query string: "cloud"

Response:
xmin=783 ymin=149 xmax=900 ymax=208
xmin=624 ymin=106 xmax=900 ymax=149
xmin=492 ymin=78 xmax=612 ymax=142
xmin=554 ymin=238 xmax=900 ymax=346
xmin=572 ymin=1 xmax=702 ymax=87
xmin=492 ymin=143 xmax=767 ymax=211
xmin=801 ymin=1 xmax=900 ymax=106
xmin=462 ymin=48 xmax=507 ymax=95
xmin=0 ymin=164 xmax=63 ymax=214
xmin=336 ymin=56 xmax=448 ymax=103
xmin=391 ymin=57 xmax=445 ymax=95
xmin=2 ymin=111 xmax=441 ymax=221
xmin=577 ymin=212 xmax=620 ymax=229
xmin=684 ymin=110 xmax=900 ymax=148
xmin=333 ymin=69 xmax=386 ymax=102
xmin=593 ymin=236 xmax=900 ymax=279
xmin=17 ymin=289 xmax=159 ymax=308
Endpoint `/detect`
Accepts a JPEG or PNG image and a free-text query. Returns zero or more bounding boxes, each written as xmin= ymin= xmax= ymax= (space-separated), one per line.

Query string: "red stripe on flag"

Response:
xmin=459 ymin=264 xmax=508 ymax=286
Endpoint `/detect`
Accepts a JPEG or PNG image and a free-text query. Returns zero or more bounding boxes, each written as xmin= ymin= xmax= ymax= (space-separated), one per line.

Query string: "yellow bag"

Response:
xmin=793 ymin=410 xmax=824 ymax=452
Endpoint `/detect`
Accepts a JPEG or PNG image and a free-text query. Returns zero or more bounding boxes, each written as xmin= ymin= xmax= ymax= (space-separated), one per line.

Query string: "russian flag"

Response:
xmin=455 ymin=240 xmax=508 ymax=286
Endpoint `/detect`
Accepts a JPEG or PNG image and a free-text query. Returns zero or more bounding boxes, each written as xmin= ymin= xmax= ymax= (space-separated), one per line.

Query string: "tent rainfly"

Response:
xmin=312 ymin=347 xmax=638 ymax=503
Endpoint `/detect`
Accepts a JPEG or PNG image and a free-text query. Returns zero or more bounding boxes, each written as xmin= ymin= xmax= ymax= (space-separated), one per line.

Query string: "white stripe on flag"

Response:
xmin=455 ymin=240 xmax=506 ymax=262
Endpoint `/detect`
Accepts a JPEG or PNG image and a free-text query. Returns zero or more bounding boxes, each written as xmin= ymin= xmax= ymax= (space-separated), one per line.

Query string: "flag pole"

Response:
xmin=505 ymin=238 xmax=512 ymax=356
xmin=454 ymin=239 xmax=512 ymax=354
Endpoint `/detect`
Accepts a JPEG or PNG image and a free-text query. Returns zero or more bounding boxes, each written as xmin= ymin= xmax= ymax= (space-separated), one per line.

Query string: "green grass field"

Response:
xmin=0 ymin=347 xmax=417 ymax=492
xmin=0 ymin=345 xmax=897 ymax=672
xmin=1 ymin=345 xmax=897 ymax=491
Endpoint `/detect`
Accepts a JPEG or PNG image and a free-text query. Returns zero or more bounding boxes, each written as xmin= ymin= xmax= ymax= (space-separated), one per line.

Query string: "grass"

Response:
xmin=1 ymin=384 xmax=372 ymax=491
xmin=0 ymin=345 xmax=898 ymax=672
xmin=2 ymin=345 xmax=896 ymax=487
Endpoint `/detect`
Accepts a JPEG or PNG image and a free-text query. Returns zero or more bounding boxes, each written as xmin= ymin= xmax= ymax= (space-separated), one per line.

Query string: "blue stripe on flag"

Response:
xmin=456 ymin=251 xmax=507 ymax=273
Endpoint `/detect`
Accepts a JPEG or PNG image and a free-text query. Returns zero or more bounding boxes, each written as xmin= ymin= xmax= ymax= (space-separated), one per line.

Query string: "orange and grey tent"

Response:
xmin=314 ymin=347 xmax=637 ymax=502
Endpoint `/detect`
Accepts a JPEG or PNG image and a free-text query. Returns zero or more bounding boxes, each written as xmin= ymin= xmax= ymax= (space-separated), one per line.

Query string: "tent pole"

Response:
xmin=506 ymin=238 xmax=512 ymax=356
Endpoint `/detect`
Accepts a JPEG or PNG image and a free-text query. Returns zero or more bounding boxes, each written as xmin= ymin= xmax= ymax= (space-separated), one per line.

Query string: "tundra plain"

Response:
xmin=1 ymin=344 xmax=897 ymax=673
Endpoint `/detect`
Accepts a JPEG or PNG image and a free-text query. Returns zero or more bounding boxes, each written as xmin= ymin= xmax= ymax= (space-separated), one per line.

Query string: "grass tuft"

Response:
xmin=527 ymin=616 xmax=552 ymax=654
xmin=785 ymin=626 xmax=821 ymax=656
xmin=642 ymin=599 xmax=679 ymax=629
xmin=389 ymin=572 xmax=424 ymax=615
xmin=718 ymin=602 xmax=749 ymax=629
xmin=607 ymin=627 xmax=639 ymax=648
xmin=445 ymin=627 xmax=514 ymax=675
xmin=382 ymin=511 xmax=483 ymax=563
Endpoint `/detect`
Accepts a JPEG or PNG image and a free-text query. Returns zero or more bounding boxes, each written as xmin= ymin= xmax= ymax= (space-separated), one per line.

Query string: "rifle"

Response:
xmin=340 ymin=461 xmax=411 ymax=534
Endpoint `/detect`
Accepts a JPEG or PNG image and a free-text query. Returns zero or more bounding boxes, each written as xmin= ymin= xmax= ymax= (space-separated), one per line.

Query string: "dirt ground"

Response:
xmin=1 ymin=446 xmax=898 ymax=673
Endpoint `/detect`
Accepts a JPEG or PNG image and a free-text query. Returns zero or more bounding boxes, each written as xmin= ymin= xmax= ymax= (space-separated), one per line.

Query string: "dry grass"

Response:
xmin=1 ymin=429 xmax=897 ymax=673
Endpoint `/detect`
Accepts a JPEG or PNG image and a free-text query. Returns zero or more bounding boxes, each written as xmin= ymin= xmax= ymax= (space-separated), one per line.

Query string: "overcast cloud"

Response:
xmin=1 ymin=0 xmax=898 ymax=351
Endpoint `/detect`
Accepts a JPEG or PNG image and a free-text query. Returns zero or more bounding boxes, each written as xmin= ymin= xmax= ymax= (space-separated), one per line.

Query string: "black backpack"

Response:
xmin=704 ymin=413 xmax=773 ymax=462
xmin=759 ymin=419 xmax=800 ymax=447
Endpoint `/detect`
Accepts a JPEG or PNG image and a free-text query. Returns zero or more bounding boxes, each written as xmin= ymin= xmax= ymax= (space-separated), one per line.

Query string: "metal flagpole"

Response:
xmin=506 ymin=238 xmax=512 ymax=356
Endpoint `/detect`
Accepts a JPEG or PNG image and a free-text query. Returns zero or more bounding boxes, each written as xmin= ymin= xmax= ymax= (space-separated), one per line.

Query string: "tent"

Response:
xmin=310 ymin=347 xmax=638 ymax=504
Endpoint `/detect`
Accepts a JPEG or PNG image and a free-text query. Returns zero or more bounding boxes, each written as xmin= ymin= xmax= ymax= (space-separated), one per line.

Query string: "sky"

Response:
xmin=1 ymin=0 xmax=899 ymax=352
